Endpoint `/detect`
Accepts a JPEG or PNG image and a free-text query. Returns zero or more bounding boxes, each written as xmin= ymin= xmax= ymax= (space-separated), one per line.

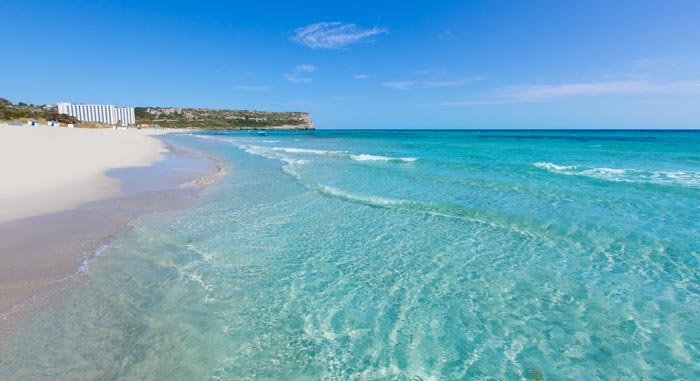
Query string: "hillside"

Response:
xmin=135 ymin=107 xmax=314 ymax=130
xmin=0 ymin=98 xmax=79 ymax=125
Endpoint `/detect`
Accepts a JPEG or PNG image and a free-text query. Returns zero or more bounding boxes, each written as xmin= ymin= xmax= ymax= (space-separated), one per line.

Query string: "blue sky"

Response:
xmin=2 ymin=0 xmax=700 ymax=129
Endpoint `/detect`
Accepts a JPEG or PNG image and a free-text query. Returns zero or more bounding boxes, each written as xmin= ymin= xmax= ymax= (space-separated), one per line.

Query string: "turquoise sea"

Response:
xmin=2 ymin=130 xmax=700 ymax=380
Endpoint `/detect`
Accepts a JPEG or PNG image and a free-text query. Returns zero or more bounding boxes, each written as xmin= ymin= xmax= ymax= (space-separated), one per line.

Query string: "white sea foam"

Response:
xmin=534 ymin=162 xmax=577 ymax=171
xmin=350 ymin=154 xmax=418 ymax=163
xmin=535 ymin=162 xmax=700 ymax=187
xmin=350 ymin=154 xmax=393 ymax=162
xmin=282 ymin=158 xmax=308 ymax=166
xmin=77 ymin=242 xmax=113 ymax=273
xmin=247 ymin=143 xmax=418 ymax=165
xmin=271 ymin=147 xmax=344 ymax=156
xmin=238 ymin=145 xmax=308 ymax=167
xmin=195 ymin=135 xmax=419 ymax=166
xmin=239 ymin=145 xmax=278 ymax=159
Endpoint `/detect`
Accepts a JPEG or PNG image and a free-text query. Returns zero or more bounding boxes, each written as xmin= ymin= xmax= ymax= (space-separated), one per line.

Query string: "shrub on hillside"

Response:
xmin=45 ymin=112 xmax=80 ymax=124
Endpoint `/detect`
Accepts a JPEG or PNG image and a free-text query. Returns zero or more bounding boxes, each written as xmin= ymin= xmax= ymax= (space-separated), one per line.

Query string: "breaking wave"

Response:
xmin=535 ymin=162 xmax=700 ymax=187
xmin=195 ymin=134 xmax=419 ymax=165
xmin=350 ymin=154 xmax=418 ymax=162
xmin=268 ymin=146 xmax=418 ymax=163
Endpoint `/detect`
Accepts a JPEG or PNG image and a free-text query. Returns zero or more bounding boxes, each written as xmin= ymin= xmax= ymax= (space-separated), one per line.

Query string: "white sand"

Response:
xmin=0 ymin=124 xmax=168 ymax=223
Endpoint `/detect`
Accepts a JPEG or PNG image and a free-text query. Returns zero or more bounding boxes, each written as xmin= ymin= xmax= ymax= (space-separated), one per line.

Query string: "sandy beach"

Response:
xmin=0 ymin=123 xmax=221 ymax=338
xmin=0 ymin=124 xmax=167 ymax=223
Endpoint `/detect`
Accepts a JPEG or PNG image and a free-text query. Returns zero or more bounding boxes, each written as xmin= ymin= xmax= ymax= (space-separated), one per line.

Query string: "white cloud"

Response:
xmin=295 ymin=64 xmax=317 ymax=73
xmin=382 ymin=77 xmax=483 ymax=91
xmin=354 ymin=74 xmax=369 ymax=79
xmin=283 ymin=74 xmax=313 ymax=84
xmin=493 ymin=80 xmax=700 ymax=101
xmin=291 ymin=22 xmax=388 ymax=49
xmin=233 ymin=85 xmax=269 ymax=91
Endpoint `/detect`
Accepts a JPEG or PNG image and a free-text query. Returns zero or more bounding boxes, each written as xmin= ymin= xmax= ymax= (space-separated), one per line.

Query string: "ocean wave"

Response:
xmin=243 ymin=143 xmax=417 ymax=165
xmin=238 ymin=145 xmax=308 ymax=166
xmin=292 ymin=178 xmax=543 ymax=239
xmin=193 ymin=134 xmax=228 ymax=142
xmin=281 ymin=168 xmax=540 ymax=236
xmin=193 ymin=135 xmax=419 ymax=165
xmin=534 ymin=162 xmax=577 ymax=171
xmin=350 ymin=154 xmax=418 ymax=163
xmin=268 ymin=146 xmax=418 ymax=164
xmin=271 ymin=147 xmax=345 ymax=156
xmin=316 ymin=184 xmax=409 ymax=207
xmin=535 ymin=162 xmax=700 ymax=187
xmin=279 ymin=163 xmax=409 ymax=207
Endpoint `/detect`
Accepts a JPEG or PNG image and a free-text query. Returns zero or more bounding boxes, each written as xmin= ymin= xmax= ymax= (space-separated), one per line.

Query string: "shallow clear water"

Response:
xmin=2 ymin=130 xmax=700 ymax=380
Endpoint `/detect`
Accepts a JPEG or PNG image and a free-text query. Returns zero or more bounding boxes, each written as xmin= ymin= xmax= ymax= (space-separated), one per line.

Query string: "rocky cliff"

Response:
xmin=135 ymin=107 xmax=314 ymax=130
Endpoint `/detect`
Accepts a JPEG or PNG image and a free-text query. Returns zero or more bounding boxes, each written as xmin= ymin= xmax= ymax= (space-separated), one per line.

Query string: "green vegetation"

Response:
xmin=0 ymin=98 xmax=79 ymax=125
xmin=135 ymin=107 xmax=314 ymax=130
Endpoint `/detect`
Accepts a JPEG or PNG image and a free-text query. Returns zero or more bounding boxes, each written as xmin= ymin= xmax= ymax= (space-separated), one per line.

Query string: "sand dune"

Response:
xmin=0 ymin=124 xmax=167 ymax=222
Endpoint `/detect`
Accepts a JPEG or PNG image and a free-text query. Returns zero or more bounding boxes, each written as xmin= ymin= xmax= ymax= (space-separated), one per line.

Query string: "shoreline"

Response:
xmin=0 ymin=124 xmax=169 ymax=223
xmin=0 ymin=130 xmax=227 ymax=341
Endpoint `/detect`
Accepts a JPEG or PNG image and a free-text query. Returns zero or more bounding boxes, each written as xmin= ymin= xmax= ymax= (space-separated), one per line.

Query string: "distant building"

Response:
xmin=57 ymin=102 xmax=135 ymax=126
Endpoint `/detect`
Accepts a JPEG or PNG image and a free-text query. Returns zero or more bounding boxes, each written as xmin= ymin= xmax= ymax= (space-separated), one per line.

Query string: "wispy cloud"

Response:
xmin=291 ymin=22 xmax=388 ymax=49
xmin=283 ymin=64 xmax=317 ymax=84
xmin=295 ymin=64 xmax=317 ymax=73
xmin=353 ymin=74 xmax=369 ymax=79
xmin=430 ymin=79 xmax=700 ymax=106
xmin=382 ymin=77 xmax=484 ymax=91
xmin=628 ymin=58 xmax=682 ymax=79
xmin=283 ymin=74 xmax=313 ymax=84
xmin=493 ymin=80 xmax=700 ymax=101
xmin=233 ymin=85 xmax=269 ymax=91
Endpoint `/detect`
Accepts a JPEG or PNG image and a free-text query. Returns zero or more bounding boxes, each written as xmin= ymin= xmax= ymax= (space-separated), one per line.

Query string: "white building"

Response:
xmin=57 ymin=102 xmax=135 ymax=126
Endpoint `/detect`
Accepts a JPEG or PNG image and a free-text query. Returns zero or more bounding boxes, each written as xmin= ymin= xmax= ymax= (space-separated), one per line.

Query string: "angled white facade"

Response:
xmin=57 ymin=102 xmax=135 ymax=126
